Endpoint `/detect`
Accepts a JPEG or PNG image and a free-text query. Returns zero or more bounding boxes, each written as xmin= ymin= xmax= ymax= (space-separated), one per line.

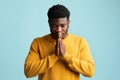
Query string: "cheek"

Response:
xmin=50 ymin=28 xmax=56 ymax=33
xmin=63 ymin=27 xmax=69 ymax=32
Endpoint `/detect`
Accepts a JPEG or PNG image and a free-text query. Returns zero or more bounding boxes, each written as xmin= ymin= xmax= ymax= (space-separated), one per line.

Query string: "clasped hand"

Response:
xmin=55 ymin=38 xmax=65 ymax=57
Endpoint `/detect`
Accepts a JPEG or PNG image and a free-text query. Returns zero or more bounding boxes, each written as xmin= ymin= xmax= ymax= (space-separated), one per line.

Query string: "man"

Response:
xmin=24 ymin=4 xmax=95 ymax=80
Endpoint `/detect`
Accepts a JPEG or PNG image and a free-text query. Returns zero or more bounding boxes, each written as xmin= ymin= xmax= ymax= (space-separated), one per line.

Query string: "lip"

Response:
xmin=51 ymin=32 xmax=64 ymax=39
xmin=58 ymin=32 xmax=62 ymax=35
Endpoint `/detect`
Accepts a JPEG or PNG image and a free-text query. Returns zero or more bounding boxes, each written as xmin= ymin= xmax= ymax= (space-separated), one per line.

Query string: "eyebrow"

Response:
xmin=50 ymin=23 xmax=68 ymax=26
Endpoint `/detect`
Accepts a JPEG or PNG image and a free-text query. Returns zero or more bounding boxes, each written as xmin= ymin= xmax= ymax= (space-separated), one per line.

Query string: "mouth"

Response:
xmin=51 ymin=32 xmax=64 ymax=39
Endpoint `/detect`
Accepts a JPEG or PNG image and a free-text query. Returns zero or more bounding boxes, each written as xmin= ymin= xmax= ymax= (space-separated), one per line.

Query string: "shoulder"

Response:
xmin=31 ymin=34 xmax=51 ymax=44
xmin=34 ymin=34 xmax=50 ymax=41
xmin=69 ymin=33 xmax=84 ymax=40
xmin=69 ymin=33 xmax=88 ymax=44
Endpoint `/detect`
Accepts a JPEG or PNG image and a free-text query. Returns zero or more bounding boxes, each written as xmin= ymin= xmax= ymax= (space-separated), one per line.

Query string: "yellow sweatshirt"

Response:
xmin=24 ymin=33 xmax=95 ymax=80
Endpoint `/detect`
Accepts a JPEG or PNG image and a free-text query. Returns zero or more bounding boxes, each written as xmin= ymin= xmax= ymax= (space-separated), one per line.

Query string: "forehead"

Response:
xmin=50 ymin=17 xmax=68 ymax=24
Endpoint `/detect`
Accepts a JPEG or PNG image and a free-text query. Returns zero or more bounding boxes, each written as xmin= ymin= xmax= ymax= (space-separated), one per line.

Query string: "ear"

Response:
xmin=48 ymin=20 xmax=50 ymax=26
xmin=67 ymin=19 xmax=70 ymax=24
xmin=67 ymin=20 xmax=70 ymax=29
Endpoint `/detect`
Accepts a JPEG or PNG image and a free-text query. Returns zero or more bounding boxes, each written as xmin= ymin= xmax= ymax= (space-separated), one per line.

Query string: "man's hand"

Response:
xmin=55 ymin=34 xmax=66 ymax=57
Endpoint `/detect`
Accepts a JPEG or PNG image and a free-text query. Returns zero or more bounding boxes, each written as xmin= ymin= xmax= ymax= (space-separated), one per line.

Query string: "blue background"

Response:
xmin=0 ymin=0 xmax=120 ymax=80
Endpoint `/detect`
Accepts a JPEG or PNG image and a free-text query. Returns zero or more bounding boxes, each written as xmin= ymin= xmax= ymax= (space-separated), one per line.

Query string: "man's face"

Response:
xmin=49 ymin=17 xmax=70 ymax=39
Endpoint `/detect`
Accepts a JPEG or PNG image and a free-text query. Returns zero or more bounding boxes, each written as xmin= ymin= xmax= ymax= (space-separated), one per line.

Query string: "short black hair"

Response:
xmin=47 ymin=4 xmax=70 ymax=20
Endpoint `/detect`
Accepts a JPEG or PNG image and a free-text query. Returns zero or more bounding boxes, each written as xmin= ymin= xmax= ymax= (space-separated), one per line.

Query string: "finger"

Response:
xmin=57 ymin=42 xmax=59 ymax=56
xmin=56 ymin=39 xmax=60 ymax=56
xmin=59 ymin=39 xmax=63 ymax=56
xmin=59 ymin=40 xmax=66 ymax=57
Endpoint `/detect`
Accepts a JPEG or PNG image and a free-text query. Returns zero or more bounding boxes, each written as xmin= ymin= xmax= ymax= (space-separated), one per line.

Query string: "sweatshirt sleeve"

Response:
xmin=24 ymin=39 xmax=58 ymax=78
xmin=62 ymin=38 xmax=95 ymax=77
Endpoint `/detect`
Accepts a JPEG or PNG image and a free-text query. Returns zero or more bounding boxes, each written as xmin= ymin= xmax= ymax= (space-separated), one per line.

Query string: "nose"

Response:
xmin=56 ymin=26 xmax=62 ymax=32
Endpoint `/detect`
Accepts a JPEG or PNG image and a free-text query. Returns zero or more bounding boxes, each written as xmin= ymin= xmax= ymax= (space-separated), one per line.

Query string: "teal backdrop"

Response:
xmin=0 ymin=0 xmax=120 ymax=80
